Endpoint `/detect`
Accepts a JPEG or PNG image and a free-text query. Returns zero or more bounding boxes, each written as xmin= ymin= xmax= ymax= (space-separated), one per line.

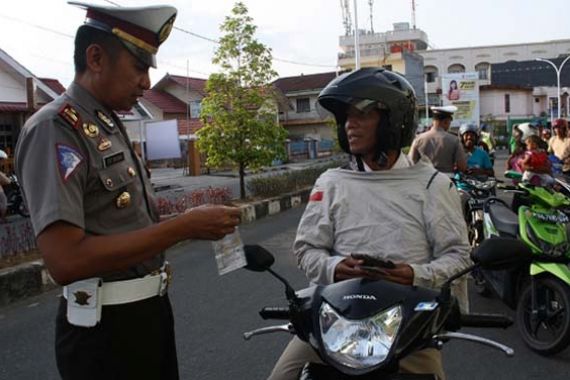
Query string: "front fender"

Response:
xmin=530 ymin=262 xmax=570 ymax=285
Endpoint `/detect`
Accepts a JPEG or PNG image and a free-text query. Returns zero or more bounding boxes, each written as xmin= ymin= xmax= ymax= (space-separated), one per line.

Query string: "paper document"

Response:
xmin=212 ymin=228 xmax=247 ymax=275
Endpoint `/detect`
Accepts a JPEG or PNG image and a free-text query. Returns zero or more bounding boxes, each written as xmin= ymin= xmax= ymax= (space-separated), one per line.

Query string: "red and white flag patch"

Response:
xmin=309 ymin=189 xmax=324 ymax=202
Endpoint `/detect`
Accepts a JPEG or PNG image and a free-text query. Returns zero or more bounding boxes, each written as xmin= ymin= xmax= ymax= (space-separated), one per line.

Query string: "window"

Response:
xmin=475 ymin=62 xmax=490 ymax=80
xmin=0 ymin=124 xmax=13 ymax=151
xmin=504 ymin=94 xmax=510 ymax=114
xmin=424 ymin=65 xmax=438 ymax=83
xmin=448 ymin=63 xmax=465 ymax=73
xmin=296 ymin=98 xmax=310 ymax=113
xmin=189 ymin=101 xmax=202 ymax=118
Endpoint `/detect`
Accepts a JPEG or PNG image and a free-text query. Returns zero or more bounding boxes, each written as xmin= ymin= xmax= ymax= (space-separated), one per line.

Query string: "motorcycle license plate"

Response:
xmin=468 ymin=198 xmax=485 ymax=208
xmin=530 ymin=212 xmax=569 ymax=224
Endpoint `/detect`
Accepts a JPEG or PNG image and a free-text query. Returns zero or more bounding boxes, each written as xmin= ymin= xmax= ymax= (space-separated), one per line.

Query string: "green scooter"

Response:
xmin=481 ymin=170 xmax=570 ymax=355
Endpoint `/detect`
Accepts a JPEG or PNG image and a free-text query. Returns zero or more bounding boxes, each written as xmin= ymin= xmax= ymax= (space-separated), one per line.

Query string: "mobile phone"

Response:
xmin=351 ymin=253 xmax=396 ymax=269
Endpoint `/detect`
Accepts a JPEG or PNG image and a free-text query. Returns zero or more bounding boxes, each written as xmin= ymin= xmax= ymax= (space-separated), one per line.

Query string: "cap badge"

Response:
xmin=96 ymin=110 xmax=114 ymax=129
xmin=98 ymin=138 xmax=112 ymax=152
xmin=59 ymin=104 xmax=81 ymax=130
xmin=82 ymin=122 xmax=99 ymax=138
xmin=116 ymin=192 xmax=132 ymax=209
xmin=159 ymin=15 xmax=176 ymax=44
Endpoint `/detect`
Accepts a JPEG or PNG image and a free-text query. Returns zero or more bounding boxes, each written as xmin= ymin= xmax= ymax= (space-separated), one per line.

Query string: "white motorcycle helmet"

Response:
xmin=0 ymin=149 xmax=8 ymax=160
xmin=516 ymin=122 xmax=539 ymax=141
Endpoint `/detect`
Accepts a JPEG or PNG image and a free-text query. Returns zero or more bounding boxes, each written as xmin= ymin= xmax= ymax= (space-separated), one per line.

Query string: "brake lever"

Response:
xmin=243 ymin=323 xmax=295 ymax=340
xmin=434 ymin=332 xmax=514 ymax=357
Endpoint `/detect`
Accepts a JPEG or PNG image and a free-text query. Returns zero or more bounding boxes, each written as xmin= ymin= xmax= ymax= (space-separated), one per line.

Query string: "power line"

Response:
xmin=0 ymin=13 xmax=74 ymax=38
xmin=101 ymin=0 xmax=337 ymax=69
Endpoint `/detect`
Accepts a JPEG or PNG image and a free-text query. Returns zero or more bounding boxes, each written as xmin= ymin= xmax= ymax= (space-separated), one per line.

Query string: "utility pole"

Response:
xmin=411 ymin=0 xmax=417 ymax=29
xmin=368 ymin=0 xmax=374 ymax=34
xmin=354 ymin=0 xmax=360 ymax=70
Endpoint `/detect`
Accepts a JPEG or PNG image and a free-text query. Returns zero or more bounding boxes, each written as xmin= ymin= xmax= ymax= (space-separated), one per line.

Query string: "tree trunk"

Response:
xmin=239 ymin=162 xmax=246 ymax=200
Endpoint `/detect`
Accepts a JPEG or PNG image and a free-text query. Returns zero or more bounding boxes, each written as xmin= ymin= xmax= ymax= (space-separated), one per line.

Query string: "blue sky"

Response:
xmin=0 ymin=0 xmax=569 ymax=86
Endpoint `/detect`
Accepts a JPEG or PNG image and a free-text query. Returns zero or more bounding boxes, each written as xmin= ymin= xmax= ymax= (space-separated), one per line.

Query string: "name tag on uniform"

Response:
xmin=103 ymin=151 xmax=125 ymax=167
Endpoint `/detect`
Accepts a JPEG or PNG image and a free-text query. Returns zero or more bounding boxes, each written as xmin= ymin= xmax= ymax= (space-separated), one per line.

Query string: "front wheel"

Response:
xmin=516 ymin=276 xmax=570 ymax=355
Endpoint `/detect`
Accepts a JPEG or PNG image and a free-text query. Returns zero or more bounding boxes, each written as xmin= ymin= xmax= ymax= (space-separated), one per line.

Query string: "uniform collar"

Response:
xmin=66 ymin=82 xmax=119 ymax=134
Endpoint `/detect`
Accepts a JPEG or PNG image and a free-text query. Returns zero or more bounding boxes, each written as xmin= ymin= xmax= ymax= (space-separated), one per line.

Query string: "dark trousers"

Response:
xmin=56 ymin=294 xmax=179 ymax=380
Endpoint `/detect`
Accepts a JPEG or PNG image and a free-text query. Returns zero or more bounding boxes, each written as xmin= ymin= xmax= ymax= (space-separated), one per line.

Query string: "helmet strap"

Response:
xmin=355 ymin=155 xmax=366 ymax=172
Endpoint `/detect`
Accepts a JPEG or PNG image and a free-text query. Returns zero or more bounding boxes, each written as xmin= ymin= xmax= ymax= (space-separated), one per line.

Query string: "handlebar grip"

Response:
xmin=259 ymin=307 xmax=290 ymax=320
xmin=460 ymin=313 xmax=513 ymax=328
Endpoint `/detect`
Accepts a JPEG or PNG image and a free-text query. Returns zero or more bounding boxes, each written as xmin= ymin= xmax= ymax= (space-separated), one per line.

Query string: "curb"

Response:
xmin=0 ymin=187 xmax=313 ymax=308
xmin=0 ymin=260 xmax=57 ymax=306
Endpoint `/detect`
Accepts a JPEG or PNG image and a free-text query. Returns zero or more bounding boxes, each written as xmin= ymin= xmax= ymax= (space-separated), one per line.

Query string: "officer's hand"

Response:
xmin=183 ymin=204 xmax=241 ymax=240
xmin=334 ymin=257 xmax=368 ymax=282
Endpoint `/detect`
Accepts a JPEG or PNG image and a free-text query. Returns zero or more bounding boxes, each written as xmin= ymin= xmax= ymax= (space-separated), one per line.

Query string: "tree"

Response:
xmin=197 ymin=2 xmax=287 ymax=199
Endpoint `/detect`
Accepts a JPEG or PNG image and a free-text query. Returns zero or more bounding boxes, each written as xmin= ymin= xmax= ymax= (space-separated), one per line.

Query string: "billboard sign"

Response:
xmin=441 ymin=72 xmax=480 ymax=128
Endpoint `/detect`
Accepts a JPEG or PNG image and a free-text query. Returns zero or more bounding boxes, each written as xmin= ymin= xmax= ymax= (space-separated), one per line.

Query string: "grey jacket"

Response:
xmin=294 ymin=158 xmax=471 ymax=311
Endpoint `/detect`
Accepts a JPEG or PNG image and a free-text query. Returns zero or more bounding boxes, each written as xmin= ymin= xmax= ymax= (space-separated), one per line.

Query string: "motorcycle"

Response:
xmin=3 ymin=174 xmax=29 ymax=217
xmin=243 ymin=240 xmax=525 ymax=379
xmin=481 ymin=171 xmax=570 ymax=355
xmin=452 ymin=172 xmax=498 ymax=296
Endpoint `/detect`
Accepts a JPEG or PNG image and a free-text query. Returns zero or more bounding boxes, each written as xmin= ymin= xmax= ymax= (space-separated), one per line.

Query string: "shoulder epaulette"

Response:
xmin=58 ymin=104 xmax=81 ymax=130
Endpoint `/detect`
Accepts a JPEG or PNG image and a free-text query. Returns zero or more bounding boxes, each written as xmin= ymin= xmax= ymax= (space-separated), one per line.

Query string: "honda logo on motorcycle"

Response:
xmin=342 ymin=294 xmax=377 ymax=301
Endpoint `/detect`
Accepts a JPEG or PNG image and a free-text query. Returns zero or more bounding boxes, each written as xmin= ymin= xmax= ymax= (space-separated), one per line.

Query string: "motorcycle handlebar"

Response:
xmin=460 ymin=313 xmax=513 ymax=328
xmin=259 ymin=307 xmax=290 ymax=320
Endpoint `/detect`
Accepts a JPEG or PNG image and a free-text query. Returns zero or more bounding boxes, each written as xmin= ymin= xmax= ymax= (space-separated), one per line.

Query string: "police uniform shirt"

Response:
xmin=410 ymin=127 xmax=466 ymax=173
xmin=15 ymin=82 xmax=162 ymax=281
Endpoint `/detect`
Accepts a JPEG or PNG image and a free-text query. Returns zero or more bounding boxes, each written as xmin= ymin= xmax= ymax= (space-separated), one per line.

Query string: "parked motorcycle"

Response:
xmin=481 ymin=172 xmax=570 ymax=355
xmin=243 ymin=240 xmax=524 ymax=379
xmin=3 ymin=174 xmax=29 ymax=218
xmin=452 ymin=172 xmax=498 ymax=296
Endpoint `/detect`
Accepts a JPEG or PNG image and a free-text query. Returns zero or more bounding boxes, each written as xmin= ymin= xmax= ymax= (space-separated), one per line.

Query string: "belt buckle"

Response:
xmin=158 ymin=262 xmax=172 ymax=296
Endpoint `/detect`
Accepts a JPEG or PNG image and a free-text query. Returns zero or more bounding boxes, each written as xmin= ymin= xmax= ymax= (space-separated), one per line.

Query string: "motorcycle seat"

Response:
xmin=488 ymin=202 xmax=519 ymax=238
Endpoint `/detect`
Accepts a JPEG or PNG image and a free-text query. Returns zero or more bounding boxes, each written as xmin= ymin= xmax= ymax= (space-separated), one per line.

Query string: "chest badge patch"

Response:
xmin=82 ymin=122 xmax=99 ymax=138
xmin=96 ymin=110 xmax=114 ymax=129
xmin=97 ymin=138 xmax=112 ymax=151
xmin=56 ymin=144 xmax=84 ymax=182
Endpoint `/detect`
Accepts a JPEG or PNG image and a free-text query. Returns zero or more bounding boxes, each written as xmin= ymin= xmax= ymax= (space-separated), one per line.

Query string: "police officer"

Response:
xmin=409 ymin=106 xmax=467 ymax=174
xmin=15 ymin=2 xmax=241 ymax=379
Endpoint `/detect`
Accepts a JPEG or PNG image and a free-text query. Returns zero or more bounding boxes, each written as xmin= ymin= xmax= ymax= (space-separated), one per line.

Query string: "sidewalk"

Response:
xmin=149 ymin=154 xmax=345 ymax=198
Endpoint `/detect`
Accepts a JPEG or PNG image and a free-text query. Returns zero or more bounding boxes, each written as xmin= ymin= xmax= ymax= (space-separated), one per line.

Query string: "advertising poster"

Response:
xmin=441 ymin=72 xmax=480 ymax=128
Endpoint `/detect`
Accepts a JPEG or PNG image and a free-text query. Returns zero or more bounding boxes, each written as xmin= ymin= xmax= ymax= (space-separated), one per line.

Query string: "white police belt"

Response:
xmin=63 ymin=263 xmax=172 ymax=327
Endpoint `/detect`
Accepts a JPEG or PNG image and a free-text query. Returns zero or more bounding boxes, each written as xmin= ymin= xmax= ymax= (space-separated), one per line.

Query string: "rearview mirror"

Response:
xmin=471 ymin=237 xmax=532 ymax=270
xmin=244 ymin=245 xmax=275 ymax=272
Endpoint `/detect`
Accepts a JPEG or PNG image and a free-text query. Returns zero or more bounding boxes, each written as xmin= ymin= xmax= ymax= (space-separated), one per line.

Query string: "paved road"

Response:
xmin=1 ymin=150 xmax=570 ymax=379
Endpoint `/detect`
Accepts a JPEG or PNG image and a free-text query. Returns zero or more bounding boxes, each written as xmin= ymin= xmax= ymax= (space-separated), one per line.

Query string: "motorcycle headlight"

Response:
xmin=319 ymin=302 xmax=402 ymax=370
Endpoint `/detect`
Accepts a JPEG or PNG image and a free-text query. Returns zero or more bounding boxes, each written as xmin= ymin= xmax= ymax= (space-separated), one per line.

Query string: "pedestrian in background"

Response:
xmin=409 ymin=106 xmax=467 ymax=174
xmin=549 ymin=118 xmax=570 ymax=175
xmin=15 ymin=3 xmax=240 ymax=379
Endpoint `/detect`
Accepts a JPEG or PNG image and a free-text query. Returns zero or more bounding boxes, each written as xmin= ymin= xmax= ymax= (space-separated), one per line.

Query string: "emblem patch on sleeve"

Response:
xmin=56 ymin=144 xmax=84 ymax=181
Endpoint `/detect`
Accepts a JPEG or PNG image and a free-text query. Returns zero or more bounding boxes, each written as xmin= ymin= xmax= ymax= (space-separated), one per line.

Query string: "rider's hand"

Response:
xmin=334 ymin=257 xmax=368 ymax=282
xmin=365 ymin=263 xmax=414 ymax=285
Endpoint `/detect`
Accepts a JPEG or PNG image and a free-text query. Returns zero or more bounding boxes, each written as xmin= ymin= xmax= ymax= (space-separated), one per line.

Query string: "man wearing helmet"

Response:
xmin=458 ymin=124 xmax=494 ymax=177
xmin=408 ymin=106 xmax=467 ymax=173
xmin=267 ymin=68 xmax=470 ymax=380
